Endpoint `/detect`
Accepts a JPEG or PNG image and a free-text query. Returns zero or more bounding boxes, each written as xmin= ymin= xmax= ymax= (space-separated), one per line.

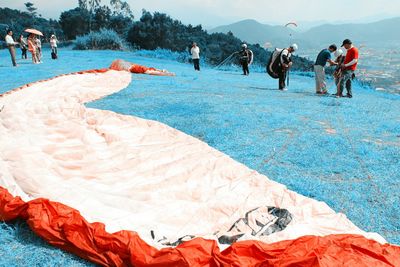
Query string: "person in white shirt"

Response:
xmin=50 ymin=35 xmax=58 ymax=59
xmin=35 ymin=36 xmax=42 ymax=63
xmin=5 ymin=30 xmax=18 ymax=67
xmin=190 ymin=42 xmax=200 ymax=71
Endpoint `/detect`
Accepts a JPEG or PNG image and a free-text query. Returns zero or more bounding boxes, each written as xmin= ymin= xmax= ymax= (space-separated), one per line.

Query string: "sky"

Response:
xmin=1 ymin=0 xmax=400 ymax=28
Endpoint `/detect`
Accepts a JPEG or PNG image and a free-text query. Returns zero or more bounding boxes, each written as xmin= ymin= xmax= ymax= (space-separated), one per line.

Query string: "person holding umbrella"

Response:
xmin=25 ymin=29 xmax=43 ymax=64
xmin=27 ymin=33 xmax=39 ymax=64
xmin=5 ymin=29 xmax=18 ymax=67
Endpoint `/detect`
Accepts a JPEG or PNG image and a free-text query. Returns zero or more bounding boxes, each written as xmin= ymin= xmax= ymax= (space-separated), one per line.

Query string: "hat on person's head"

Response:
xmin=341 ymin=39 xmax=352 ymax=47
xmin=242 ymin=43 xmax=247 ymax=48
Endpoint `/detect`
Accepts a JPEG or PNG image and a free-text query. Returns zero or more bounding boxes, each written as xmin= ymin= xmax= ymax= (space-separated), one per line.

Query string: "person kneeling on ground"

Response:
xmin=339 ymin=39 xmax=359 ymax=98
xmin=277 ymin=44 xmax=297 ymax=90
xmin=314 ymin=44 xmax=338 ymax=95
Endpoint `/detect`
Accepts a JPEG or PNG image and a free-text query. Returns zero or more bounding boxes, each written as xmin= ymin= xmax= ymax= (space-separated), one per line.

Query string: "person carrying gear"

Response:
xmin=276 ymin=44 xmax=297 ymax=90
xmin=238 ymin=44 xmax=253 ymax=76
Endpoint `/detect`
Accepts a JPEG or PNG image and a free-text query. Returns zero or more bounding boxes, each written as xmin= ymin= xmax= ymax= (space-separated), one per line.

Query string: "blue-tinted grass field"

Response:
xmin=1 ymin=48 xmax=399 ymax=266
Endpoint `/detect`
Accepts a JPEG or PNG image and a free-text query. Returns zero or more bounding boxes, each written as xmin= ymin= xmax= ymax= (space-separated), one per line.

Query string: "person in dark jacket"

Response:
xmin=275 ymin=44 xmax=297 ymax=90
xmin=238 ymin=44 xmax=252 ymax=75
xmin=18 ymin=34 xmax=28 ymax=59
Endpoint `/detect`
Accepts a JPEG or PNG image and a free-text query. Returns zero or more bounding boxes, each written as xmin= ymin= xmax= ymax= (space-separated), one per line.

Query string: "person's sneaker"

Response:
xmin=280 ymin=88 xmax=288 ymax=91
xmin=317 ymin=91 xmax=328 ymax=95
xmin=347 ymin=94 xmax=353 ymax=98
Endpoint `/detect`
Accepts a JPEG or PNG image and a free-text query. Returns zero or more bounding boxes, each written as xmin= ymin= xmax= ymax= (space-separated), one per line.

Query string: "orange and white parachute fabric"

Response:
xmin=0 ymin=63 xmax=399 ymax=266
xmin=110 ymin=59 xmax=175 ymax=76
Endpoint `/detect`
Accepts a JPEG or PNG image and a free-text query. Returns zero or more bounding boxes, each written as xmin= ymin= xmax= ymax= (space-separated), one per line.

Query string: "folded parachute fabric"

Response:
xmin=0 ymin=65 xmax=399 ymax=266
xmin=110 ymin=59 xmax=175 ymax=76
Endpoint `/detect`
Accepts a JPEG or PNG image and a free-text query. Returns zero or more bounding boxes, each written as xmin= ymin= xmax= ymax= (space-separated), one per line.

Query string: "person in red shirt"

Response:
xmin=338 ymin=39 xmax=359 ymax=98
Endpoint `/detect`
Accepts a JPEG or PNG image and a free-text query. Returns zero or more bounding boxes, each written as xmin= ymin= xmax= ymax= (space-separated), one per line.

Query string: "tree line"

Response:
xmin=0 ymin=1 xmax=313 ymax=70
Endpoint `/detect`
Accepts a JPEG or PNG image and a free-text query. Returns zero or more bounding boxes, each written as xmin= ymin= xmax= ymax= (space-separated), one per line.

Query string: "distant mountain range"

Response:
xmin=209 ymin=17 xmax=400 ymax=49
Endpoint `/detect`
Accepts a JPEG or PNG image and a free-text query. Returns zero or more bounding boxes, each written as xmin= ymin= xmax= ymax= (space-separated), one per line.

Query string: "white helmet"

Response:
xmin=334 ymin=49 xmax=344 ymax=58
xmin=242 ymin=43 xmax=247 ymax=49
xmin=290 ymin=43 xmax=298 ymax=51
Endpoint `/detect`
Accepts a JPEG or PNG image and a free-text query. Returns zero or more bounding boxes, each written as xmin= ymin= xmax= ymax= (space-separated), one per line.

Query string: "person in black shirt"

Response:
xmin=238 ymin=44 xmax=252 ymax=75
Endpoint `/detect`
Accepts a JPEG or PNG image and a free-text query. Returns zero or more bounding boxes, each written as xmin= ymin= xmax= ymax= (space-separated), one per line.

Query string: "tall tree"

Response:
xmin=110 ymin=0 xmax=133 ymax=19
xmin=24 ymin=2 xmax=37 ymax=17
xmin=78 ymin=0 xmax=101 ymax=31
xmin=78 ymin=0 xmax=88 ymax=10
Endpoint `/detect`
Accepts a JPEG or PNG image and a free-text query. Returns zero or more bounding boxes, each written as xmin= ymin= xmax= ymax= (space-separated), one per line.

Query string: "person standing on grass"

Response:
xmin=28 ymin=34 xmax=39 ymax=64
xmin=339 ymin=39 xmax=359 ymax=98
xmin=332 ymin=49 xmax=350 ymax=96
xmin=314 ymin=44 xmax=338 ymax=95
xmin=276 ymin=44 xmax=297 ymax=90
xmin=5 ymin=29 xmax=18 ymax=67
xmin=19 ymin=34 xmax=28 ymax=60
xmin=190 ymin=42 xmax=200 ymax=71
xmin=50 ymin=35 xmax=58 ymax=59
xmin=239 ymin=44 xmax=252 ymax=76
xmin=35 ymin=36 xmax=42 ymax=63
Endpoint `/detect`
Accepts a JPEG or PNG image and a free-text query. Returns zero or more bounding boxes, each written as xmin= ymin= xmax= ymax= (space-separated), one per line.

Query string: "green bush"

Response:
xmin=74 ymin=29 xmax=126 ymax=50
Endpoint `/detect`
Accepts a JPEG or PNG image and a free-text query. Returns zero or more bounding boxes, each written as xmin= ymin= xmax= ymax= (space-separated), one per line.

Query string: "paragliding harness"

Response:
xmin=267 ymin=48 xmax=291 ymax=87
xmin=239 ymin=49 xmax=254 ymax=65
xmin=267 ymin=48 xmax=287 ymax=78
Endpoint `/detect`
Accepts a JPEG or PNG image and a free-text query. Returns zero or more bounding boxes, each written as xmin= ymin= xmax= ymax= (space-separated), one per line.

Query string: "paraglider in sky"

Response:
xmin=284 ymin=21 xmax=298 ymax=28
xmin=284 ymin=21 xmax=298 ymax=42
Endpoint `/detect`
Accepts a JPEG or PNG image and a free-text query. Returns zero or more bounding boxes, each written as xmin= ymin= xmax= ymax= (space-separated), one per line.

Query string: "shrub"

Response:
xmin=74 ymin=29 xmax=127 ymax=50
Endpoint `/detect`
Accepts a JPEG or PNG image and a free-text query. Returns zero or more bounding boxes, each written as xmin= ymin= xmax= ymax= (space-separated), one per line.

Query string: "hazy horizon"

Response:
xmin=1 ymin=0 xmax=399 ymax=28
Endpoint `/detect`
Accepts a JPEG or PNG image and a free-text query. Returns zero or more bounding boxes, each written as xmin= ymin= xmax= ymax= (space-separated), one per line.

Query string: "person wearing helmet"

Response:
xmin=239 ymin=43 xmax=251 ymax=75
xmin=277 ymin=44 xmax=297 ymax=90
xmin=314 ymin=44 xmax=338 ymax=95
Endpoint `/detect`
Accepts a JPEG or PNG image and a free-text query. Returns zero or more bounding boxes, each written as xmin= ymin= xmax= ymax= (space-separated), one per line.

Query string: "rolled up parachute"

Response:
xmin=0 ymin=62 xmax=399 ymax=266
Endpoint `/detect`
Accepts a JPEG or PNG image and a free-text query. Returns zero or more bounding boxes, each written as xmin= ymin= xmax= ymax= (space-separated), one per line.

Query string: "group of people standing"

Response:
xmin=314 ymin=39 xmax=359 ymax=98
xmin=190 ymin=39 xmax=358 ymax=98
xmin=4 ymin=29 xmax=58 ymax=67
